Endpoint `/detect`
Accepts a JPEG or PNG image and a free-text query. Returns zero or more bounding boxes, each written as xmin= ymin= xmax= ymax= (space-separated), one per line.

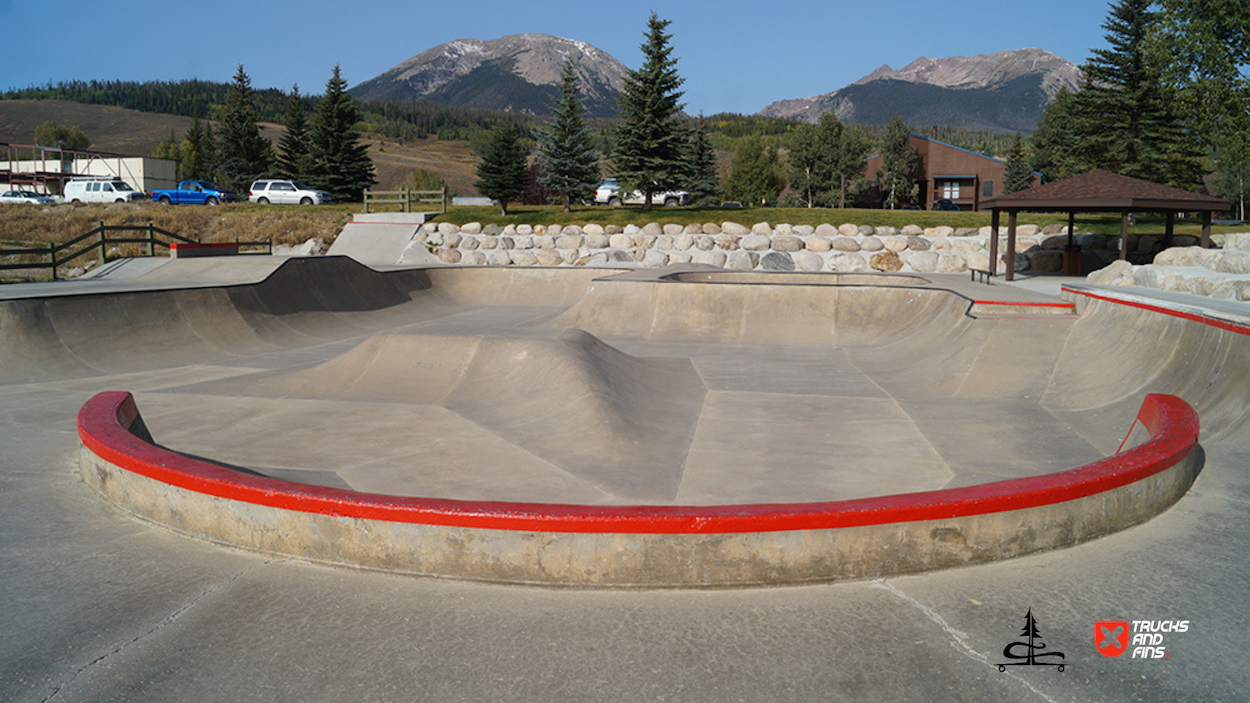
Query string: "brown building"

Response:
xmin=864 ymin=132 xmax=1041 ymax=211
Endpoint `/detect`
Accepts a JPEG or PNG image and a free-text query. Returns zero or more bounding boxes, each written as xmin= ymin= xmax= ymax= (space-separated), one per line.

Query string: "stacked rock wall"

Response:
xmin=422 ymin=221 xmax=1199 ymax=275
xmin=1086 ymin=233 xmax=1250 ymax=301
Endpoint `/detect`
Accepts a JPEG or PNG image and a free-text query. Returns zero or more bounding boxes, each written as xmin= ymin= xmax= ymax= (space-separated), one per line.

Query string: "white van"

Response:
xmin=64 ymin=178 xmax=146 ymax=203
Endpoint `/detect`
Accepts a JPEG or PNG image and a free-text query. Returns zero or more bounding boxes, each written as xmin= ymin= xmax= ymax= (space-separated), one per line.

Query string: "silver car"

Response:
xmin=248 ymin=179 xmax=332 ymax=205
xmin=0 ymin=189 xmax=57 ymax=204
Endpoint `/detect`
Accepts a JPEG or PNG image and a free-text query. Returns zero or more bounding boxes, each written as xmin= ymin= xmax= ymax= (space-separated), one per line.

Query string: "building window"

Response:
xmin=983 ymin=180 xmax=994 ymax=198
xmin=942 ymin=182 xmax=961 ymax=199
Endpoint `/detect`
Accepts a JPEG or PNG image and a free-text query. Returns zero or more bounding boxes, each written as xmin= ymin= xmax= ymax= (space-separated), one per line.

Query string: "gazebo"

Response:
xmin=981 ymin=170 xmax=1232 ymax=281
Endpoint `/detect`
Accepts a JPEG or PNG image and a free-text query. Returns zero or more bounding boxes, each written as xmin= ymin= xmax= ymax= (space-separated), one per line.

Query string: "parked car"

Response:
xmin=63 ymin=178 xmax=145 ymax=203
xmin=934 ymin=198 xmax=961 ymax=211
xmin=0 ymin=189 xmax=56 ymax=204
xmin=594 ymin=178 xmax=689 ymax=207
xmin=249 ymin=179 xmax=331 ymax=205
xmin=152 ymin=180 xmax=237 ymax=205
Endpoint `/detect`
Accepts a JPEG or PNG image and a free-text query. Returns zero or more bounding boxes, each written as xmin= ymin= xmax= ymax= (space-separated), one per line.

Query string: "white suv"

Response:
xmin=595 ymin=179 xmax=689 ymax=207
xmin=249 ymin=179 xmax=332 ymax=205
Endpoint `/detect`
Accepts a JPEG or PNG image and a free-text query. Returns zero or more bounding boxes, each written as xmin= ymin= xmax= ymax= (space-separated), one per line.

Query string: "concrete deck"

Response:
xmin=1 ymin=258 xmax=1246 ymax=699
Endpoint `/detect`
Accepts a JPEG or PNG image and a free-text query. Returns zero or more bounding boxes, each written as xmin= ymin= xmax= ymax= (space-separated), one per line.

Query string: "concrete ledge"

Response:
xmin=78 ymin=392 xmax=1199 ymax=587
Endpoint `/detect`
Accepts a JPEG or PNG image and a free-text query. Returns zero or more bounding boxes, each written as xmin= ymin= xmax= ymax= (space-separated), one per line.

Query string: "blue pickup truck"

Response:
xmin=151 ymin=181 xmax=237 ymax=205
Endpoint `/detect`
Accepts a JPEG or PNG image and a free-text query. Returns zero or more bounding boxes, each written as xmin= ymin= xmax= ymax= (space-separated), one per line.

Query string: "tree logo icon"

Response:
xmin=999 ymin=608 xmax=1067 ymax=672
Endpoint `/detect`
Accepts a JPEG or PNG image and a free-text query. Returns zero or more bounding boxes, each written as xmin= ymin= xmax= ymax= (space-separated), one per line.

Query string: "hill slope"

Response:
xmin=350 ymin=34 xmax=629 ymax=118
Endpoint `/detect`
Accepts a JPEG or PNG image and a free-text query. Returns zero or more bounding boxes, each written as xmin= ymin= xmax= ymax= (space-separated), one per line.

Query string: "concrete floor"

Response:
xmin=1 ymin=259 xmax=1245 ymax=701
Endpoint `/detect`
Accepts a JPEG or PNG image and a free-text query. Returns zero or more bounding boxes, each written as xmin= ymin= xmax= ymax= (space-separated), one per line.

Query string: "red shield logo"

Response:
xmin=1095 ymin=621 xmax=1129 ymax=658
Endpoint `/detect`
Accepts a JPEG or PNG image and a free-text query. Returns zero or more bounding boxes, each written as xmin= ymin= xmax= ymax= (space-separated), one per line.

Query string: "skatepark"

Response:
xmin=2 ymin=251 xmax=1247 ymax=700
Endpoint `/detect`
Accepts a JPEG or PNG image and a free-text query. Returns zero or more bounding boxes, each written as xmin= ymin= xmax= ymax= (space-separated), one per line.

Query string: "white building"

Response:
xmin=1 ymin=144 xmax=178 ymax=194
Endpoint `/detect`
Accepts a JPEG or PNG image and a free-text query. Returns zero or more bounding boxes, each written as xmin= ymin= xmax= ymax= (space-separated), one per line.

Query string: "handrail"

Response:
xmin=0 ymin=222 xmax=269 ymax=280
xmin=363 ymin=187 xmax=446 ymax=213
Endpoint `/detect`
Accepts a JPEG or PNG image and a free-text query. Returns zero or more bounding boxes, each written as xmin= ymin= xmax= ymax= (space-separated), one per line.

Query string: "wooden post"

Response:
xmin=990 ymin=209 xmax=1000 ymax=276
xmin=1006 ymin=210 xmax=1018 ymax=282
xmin=1120 ymin=211 xmax=1130 ymax=260
xmin=1201 ymin=211 xmax=1212 ymax=248
xmin=1067 ymin=211 xmax=1076 ymax=250
xmin=146 ymin=221 xmax=155 ymax=257
xmin=1164 ymin=211 xmax=1175 ymax=250
xmin=97 ymin=221 xmax=106 ymax=266
xmin=49 ymin=242 xmax=58 ymax=281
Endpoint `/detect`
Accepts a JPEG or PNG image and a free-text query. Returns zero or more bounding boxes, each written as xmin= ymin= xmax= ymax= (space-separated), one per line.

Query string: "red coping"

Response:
xmin=168 ymin=242 xmax=237 ymax=250
xmin=77 ymin=391 xmax=1198 ymax=535
xmin=1063 ymin=286 xmax=1250 ymax=337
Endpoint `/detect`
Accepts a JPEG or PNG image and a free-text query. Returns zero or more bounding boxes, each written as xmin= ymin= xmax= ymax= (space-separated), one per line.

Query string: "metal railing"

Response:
xmin=362 ymin=188 xmax=447 ymax=213
xmin=0 ymin=222 xmax=272 ymax=281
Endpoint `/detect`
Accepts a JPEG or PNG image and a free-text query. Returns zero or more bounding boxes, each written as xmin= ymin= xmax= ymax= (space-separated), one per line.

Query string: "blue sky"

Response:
xmin=1 ymin=0 xmax=1114 ymax=115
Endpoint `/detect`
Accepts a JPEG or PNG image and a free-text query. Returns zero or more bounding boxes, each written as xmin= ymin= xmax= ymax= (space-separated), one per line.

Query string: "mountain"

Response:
xmin=349 ymin=34 xmax=629 ymax=118
xmin=758 ymin=48 xmax=1081 ymax=132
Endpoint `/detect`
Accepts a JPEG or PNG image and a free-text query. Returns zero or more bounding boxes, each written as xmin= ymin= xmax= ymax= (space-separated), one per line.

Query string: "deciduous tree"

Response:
xmin=786 ymin=113 xmax=867 ymax=208
xmin=874 ymin=116 xmax=920 ymax=209
xmin=725 ymin=135 xmax=786 ymax=207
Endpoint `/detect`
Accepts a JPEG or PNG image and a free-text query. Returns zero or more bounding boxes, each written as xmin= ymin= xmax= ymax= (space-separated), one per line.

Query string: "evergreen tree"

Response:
xmin=534 ymin=58 xmax=601 ymax=213
xmin=474 ymin=122 xmax=530 ymax=216
xmin=725 ymin=135 xmax=786 ymax=207
xmin=216 ymin=65 xmax=273 ymax=192
xmin=613 ymin=13 xmax=688 ymax=211
xmin=685 ymin=115 xmax=722 ymax=207
xmin=1069 ymin=0 xmax=1204 ymax=188
xmin=874 ymin=116 xmax=920 ymax=209
xmin=1002 ymin=132 xmax=1033 ymax=194
xmin=1029 ymin=87 xmax=1083 ymax=181
xmin=183 ymin=117 xmax=207 ymax=180
xmin=308 ymin=66 xmax=376 ymax=203
xmin=199 ymin=120 xmax=218 ymax=184
xmin=786 ymin=113 xmax=867 ymax=208
xmin=277 ymin=85 xmax=314 ymax=182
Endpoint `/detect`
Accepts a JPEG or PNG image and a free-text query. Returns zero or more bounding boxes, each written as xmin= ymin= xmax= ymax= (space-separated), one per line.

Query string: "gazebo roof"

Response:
xmin=983 ymin=170 xmax=1230 ymax=212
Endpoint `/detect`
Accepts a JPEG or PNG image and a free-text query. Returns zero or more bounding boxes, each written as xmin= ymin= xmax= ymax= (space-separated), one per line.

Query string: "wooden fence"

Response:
xmin=0 ymin=222 xmax=271 ymax=281
xmin=362 ymin=188 xmax=447 ymax=213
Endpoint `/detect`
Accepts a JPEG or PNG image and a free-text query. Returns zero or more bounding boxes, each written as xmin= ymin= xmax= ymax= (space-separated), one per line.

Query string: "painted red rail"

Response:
xmin=78 ymin=391 xmax=1198 ymax=534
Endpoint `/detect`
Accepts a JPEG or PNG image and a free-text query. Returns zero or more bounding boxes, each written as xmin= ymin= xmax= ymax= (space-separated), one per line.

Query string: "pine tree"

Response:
xmin=1002 ymin=132 xmax=1033 ymax=194
xmin=875 ymin=116 xmax=920 ymax=209
xmin=534 ymin=58 xmax=601 ymax=213
xmin=685 ymin=115 xmax=722 ymax=207
xmin=1069 ymin=0 xmax=1204 ymax=188
xmin=725 ymin=135 xmax=786 ymax=207
xmin=613 ymin=13 xmax=688 ymax=211
xmin=308 ymin=66 xmax=376 ymax=203
xmin=474 ymin=122 xmax=530 ymax=216
xmin=216 ymin=65 xmax=273 ymax=192
xmin=1029 ymin=87 xmax=1083 ymax=181
xmin=277 ymin=85 xmax=314 ymax=182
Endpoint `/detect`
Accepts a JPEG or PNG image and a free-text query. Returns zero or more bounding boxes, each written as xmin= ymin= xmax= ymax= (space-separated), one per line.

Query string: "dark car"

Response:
xmin=934 ymin=198 xmax=960 ymax=211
